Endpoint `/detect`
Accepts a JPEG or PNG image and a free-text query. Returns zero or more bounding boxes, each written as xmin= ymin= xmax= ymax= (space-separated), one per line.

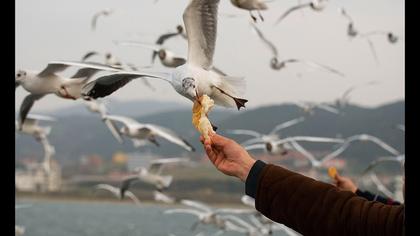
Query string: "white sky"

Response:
xmin=15 ymin=0 xmax=404 ymax=112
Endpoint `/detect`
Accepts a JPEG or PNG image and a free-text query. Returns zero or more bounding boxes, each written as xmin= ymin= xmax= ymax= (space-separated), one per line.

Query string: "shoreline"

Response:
xmin=15 ymin=193 xmax=248 ymax=208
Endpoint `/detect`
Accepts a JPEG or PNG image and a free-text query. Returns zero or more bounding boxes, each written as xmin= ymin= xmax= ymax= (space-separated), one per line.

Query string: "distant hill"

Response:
xmin=15 ymin=100 xmax=404 ymax=170
xmin=25 ymin=99 xmax=189 ymax=118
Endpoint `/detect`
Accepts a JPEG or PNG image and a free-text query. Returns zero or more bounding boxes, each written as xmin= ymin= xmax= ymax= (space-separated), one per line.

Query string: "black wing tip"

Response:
xmin=234 ymin=98 xmax=248 ymax=110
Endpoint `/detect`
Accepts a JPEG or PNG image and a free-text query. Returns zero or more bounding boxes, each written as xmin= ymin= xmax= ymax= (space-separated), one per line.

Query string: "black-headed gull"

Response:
xmin=94 ymin=183 xmax=141 ymax=205
xmin=82 ymin=0 xmax=248 ymax=110
xmin=103 ymin=115 xmax=195 ymax=151
xmin=250 ymin=22 xmax=345 ymax=77
xmin=245 ymin=136 xmax=344 ymax=157
xmin=120 ymin=157 xmax=189 ymax=197
xmin=227 ymin=117 xmax=305 ymax=153
xmin=91 ymin=8 xmax=114 ymax=31
xmin=322 ymin=134 xmax=401 ymax=163
xmin=114 ymin=41 xmax=187 ymax=68
xmin=15 ymin=61 xmax=122 ymax=127
xmin=275 ymin=0 xmax=329 ymax=25
xmin=230 ymin=0 xmax=268 ymax=22
xmin=165 ymin=199 xmax=254 ymax=232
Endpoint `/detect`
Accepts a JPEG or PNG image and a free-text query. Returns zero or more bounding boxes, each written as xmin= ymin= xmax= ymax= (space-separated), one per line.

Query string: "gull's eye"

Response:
xmin=17 ymin=73 xmax=21 ymax=77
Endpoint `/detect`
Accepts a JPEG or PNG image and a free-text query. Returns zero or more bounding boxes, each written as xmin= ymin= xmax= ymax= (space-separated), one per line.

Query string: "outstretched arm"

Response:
xmin=201 ymin=133 xmax=404 ymax=236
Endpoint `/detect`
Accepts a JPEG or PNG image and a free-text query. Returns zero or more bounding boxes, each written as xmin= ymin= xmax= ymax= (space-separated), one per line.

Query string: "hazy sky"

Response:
xmin=15 ymin=0 xmax=404 ymax=112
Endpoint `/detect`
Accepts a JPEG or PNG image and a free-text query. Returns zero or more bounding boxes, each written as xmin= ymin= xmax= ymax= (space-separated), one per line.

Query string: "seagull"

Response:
xmin=360 ymin=31 xmax=399 ymax=44
xmin=250 ymin=22 xmax=345 ymax=77
xmin=120 ymin=157 xmax=190 ymax=198
xmin=230 ymin=0 xmax=268 ymax=22
xmin=339 ymin=8 xmax=397 ymax=64
xmin=103 ymin=115 xmax=195 ymax=151
xmin=15 ymin=61 xmax=122 ymax=127
xmin=322 ymin=134 xmax=401 ymax=163
xmin=82 ymin=0 xmax=248 ymax=111
xmin=15 ymin=114 xmax=56 ymax=174
xmin=152 ymin=25 xmax=187 ymax=62
xmin=165 ymin=199 xmax=254 ymax=232
xmin=82 ymin=99 xmax=123 ymax=143
xmin=244 ymin=136 xmax=344 ymax=157
xmin=227 ymin=117 xmax=305 ymax=153
xmin=15 ymin=114 xmax=56 ymax=142
xmin=275 ymin=0 xmax=329 ymax=25
xmin=294 ymin=101 xmax=340 ymax=115
xmin=114 ymin=41 xmax=187 ymax=68
xmin=91 ymin=8 xmax=114 ymax=31
xmin=94 ymin=184 xmax=141 ymax=205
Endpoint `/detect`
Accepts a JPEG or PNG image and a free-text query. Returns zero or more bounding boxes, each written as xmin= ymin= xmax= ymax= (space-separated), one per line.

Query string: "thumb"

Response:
xmin=210 ymin=133 xmax=230 ymax=147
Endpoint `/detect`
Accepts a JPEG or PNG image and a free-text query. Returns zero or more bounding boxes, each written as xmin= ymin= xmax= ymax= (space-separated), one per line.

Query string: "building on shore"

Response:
xmin=15 ymin=159 xmax=62 ymax=192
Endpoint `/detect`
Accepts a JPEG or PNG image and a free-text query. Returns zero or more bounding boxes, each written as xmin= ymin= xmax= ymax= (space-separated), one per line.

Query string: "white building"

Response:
xmin=15 ymin=159 xmax=62 ymax=192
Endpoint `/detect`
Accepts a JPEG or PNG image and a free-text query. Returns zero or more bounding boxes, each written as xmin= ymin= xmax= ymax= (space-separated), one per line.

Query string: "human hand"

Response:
xmin=201 ymin=133 xmax=256 ymax=182
xmin=333 ymin=173 xmax=357 ymax=193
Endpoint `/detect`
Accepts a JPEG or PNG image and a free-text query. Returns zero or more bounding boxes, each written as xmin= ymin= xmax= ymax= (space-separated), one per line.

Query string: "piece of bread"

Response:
xmin=192 ymin=95 xmax=215 ymax=140
xmin=328 ymin=166 xmax=337 ymax=179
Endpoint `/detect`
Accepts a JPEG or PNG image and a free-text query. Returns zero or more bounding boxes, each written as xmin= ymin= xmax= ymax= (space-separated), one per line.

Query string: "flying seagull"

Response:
xmin=250 ymin=22 xmax=345 ymax=77
xmin=104 ymin=115 xmax=195 ymax=151
xmin=94 ymin=184 xmax=141 ymax=205
xmin=15 ymin=61 xmax=122 ymax=128
xmin=120 ymin=157 xmax=189 ymax=198
xmin=82 ymin=0 xmax=248 ymax=110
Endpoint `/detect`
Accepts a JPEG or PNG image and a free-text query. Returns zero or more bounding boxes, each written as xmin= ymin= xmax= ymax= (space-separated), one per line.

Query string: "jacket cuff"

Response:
xmin=245 ymin=160 xmax=267 ymax=198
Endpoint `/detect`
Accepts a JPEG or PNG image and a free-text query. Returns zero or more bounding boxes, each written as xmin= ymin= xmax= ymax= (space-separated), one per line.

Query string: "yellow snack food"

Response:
xmin=192 ymin=95 xmax=215 ymax=140
xmin=328 ymin=166 xmax=337 ymax=179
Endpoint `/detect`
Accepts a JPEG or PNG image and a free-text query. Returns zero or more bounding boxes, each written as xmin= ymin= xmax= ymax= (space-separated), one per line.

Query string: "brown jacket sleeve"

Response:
xmin=255 ymin=164 xmax=405 ymax=236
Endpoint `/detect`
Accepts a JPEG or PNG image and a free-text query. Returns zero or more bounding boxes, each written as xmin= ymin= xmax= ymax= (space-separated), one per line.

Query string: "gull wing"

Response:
xmin=103 ymin=115 xmax=139 ymax=128
xmin=369 ymin=172 xmax=394 ymax=199
xmin=250 ymin=22 xmax=278 ymax=57
xmin=164 ymin=208 xmax=204 ymax=217
xmin=288 ymin=140 xmax=319 ymax=167
xmin=269 ymin=117 xmax=305 ymax=135
xmin=81 ymin=72 xmax=169 ymax=99
xmin=82 ymin=51 xmax=100 ymax=61
xmin=18 ymin=94 xmax=45 ymax=128
xmin=181 ymin=199 xmax=212 ymax=213
xmin=94 ymin=184 xmax=119 ymax=197
xmin=183 ymin=0 xmax=220 ymax=69
xmin=37 ymin=61 xmax=121 ymax=78
xmin=244 ymin=143 xmax=266 ymax=151
xmin=362 ymin=155 xmax=405 ymax=176
xmin=226 ymin=129 xmax=262 ymax=138
xmin=145 ymin=124 xmax=195 ymax=152
xmin=149 ymin=157 xmax=190 ymax=175
xmin=274 ymin=136 xmax=344 ymax=146
xmin=275 ymin=3 xmax=311 ymax=25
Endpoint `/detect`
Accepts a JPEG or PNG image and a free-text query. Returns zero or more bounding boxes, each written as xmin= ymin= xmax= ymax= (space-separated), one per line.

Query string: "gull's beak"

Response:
xmin=195 ymin=89 xmax=201 ymax=105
